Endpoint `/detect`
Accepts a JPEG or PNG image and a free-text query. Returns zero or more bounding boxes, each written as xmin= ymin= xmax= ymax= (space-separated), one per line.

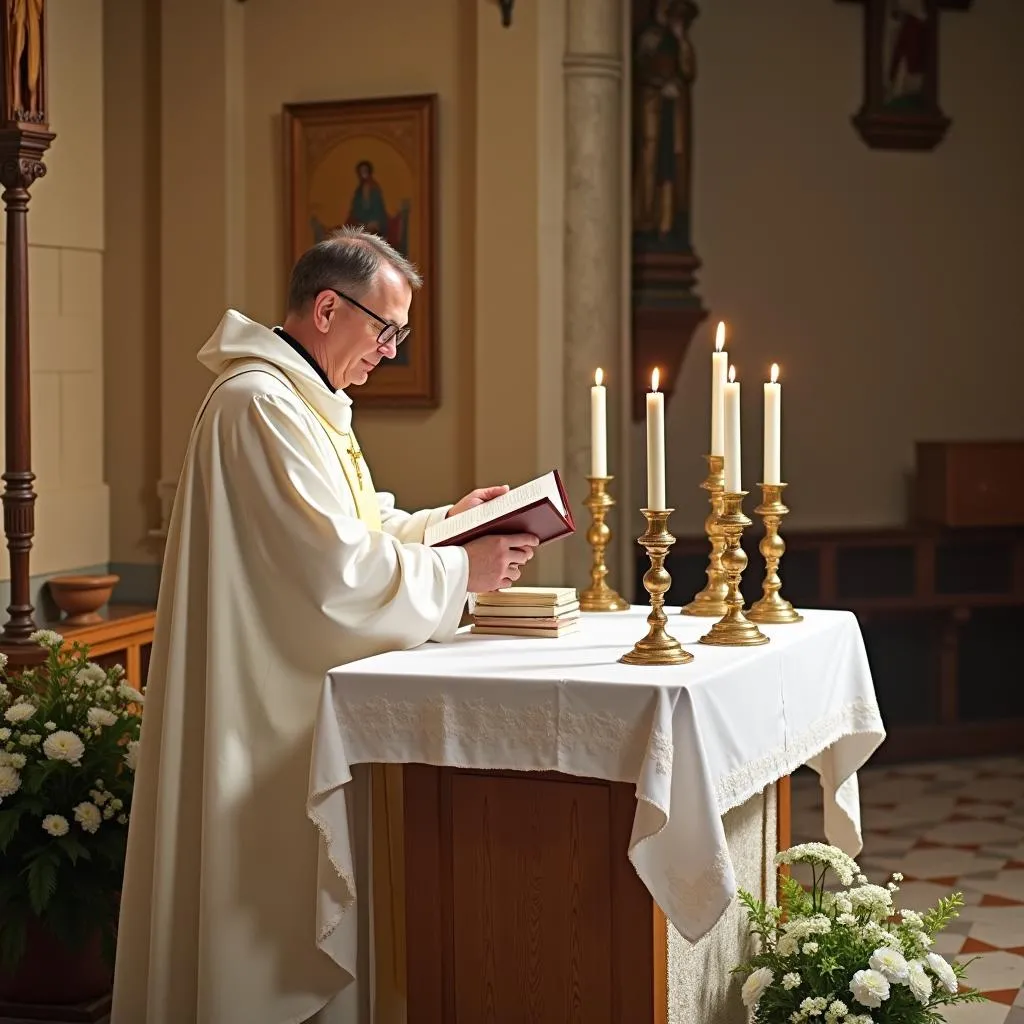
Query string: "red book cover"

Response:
xmin=429 ymin=470 xmax=575 ymax=548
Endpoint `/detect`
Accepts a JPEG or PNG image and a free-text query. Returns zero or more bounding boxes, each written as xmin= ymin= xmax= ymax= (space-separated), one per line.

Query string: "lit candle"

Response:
xmin=711 ymin=321 xmax=727 ymax=457
xmin=763 ymin=363 xmax=781 ymax=485
xmin=591 ymin=367 xmax=608 ymax=477
xmin=724 ymin=365 xmax=742 ymax=493
xmin=646 ymin=368 xmax=666 ymax=510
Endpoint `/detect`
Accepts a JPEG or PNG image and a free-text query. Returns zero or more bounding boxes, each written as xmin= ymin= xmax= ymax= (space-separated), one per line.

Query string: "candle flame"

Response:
xmin=651 ymin=368 xmax=660 ymax=393
xmin=770 ymin=363 xmax=779 ymax=384
xmin=595 ymin=367 xmax=603 ymax=386
xmin=728 ymin=364 xmax=736 ymax=384
xmin=715 ymin=322 xmax=725 ymax=352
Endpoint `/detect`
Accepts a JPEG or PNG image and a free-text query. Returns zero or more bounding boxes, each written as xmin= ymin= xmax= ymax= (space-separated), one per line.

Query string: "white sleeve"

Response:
xmin=222 ymin=393 xmax=469 ymax=645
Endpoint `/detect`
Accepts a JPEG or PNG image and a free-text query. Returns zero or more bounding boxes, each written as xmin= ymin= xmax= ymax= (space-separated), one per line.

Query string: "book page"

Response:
xmin=425 ymin=471 xmax=564 ymax=546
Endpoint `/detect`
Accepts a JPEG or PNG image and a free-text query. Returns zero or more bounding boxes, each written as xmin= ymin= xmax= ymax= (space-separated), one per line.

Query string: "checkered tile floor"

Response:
xmin=791 ymin=755 xmax=1024 ymax=1023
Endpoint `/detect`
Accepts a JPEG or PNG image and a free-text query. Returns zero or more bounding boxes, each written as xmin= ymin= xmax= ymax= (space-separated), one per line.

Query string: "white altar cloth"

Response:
xmin=307 ymin=607 xmax=885 ymax=983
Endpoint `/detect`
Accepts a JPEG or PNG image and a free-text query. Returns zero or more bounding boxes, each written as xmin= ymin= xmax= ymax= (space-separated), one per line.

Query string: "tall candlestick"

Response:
xmin=724 ymin=365 xmax=742 ymax=494
xmin=591 ymin=367 xmax=608 ymax=477
xmin=763 ymin=363 xmax=781 ymax=486
xmin=711 ymin=321 xmax=727 ymax=457
xmin=646 ymin=368 xmax=666 ymax=510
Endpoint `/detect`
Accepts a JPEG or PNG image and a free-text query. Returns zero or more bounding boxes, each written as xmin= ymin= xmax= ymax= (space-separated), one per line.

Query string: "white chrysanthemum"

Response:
xmin=41 ymin=814 xmax=69 ymax=837
xmin=76 ymin=664 xmax=106 ymax=686
xmin=778 ymin=935 xmax=798 ymax=956
xmin=906 ymin=959 xmax=932 ymax=1003
xmin=43 ymin=720 xmax=56 ymax=730
xmin=802 ymin=941 xmax=819 ymax=954
xmin=849 ymin=884 xmax=894 ymax=917
xmin=925 ymin=952 xmax=958 ymax=994
xmin=869 ymin=946 xmax=909 ymax=982
xmin=849 ymin=968 xmax=890 ymax=1008
xmin=741 ymin=967 xmax=773 ymax=1008
xmin=826 ymin=999 xmax=848 ymax=1018
xmin=123 ymin=740 xmax=139 ymax=771
xmin=118 ymin=683 xmax=145 ymax=704
xmin=4 ymin=702 xmax=35 ymax=723
xmin=799 ymin=995 xmax=827 ymax=1015
xmin=837 ymin=912 xmax=857 ymax=927
xmin=42 ymin=730 xmax=85 ymax=764
xmin=900 ymin=908 xmax=924 ymax=929
xmin=73 ymin=801 xmax=102 ymax=834
xmin=782 ymin=971 xmax=801 ymax=990
xmin=776 ymin=843 xmax=858 ymax=886
xmin=86 ymin=707 xmax=117 ymax=728
xmin=0 ymin=764 xmax=21 ymax=799
xmin=9 ymin=753 xmax=25 ymax=769
xmin=29 ymin=629 xmax=63 ymax=647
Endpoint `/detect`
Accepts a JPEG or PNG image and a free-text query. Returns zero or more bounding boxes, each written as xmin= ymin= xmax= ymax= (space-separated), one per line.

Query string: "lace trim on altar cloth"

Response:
xmin=713 ymin=698 xmax=883 ymax=814
xmin=338 ymin=693 xmax=674 ymax=781
xmin=664 ymin=845 xmax=734 ymax=922
xmin=307 ymin=793 xmax=357 ymax=945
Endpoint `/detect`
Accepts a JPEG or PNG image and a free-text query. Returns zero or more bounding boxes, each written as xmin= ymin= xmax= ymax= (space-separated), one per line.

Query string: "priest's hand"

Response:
xmin=464 ymin=533 xmax=539 ymax=592
xmin=447 ymin=484 xmax=509 ymax=519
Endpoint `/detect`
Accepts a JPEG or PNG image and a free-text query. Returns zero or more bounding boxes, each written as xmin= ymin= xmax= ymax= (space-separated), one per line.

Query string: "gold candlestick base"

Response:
xmin=579 ymin=476 xmax=630 ymax=612
xmin=621 ymin=508 xmax=693 ymax=666
xmin=747 ymin=482 xmax=803 ymax=625
xmin=681 ymin=453 xmax=729 ymax=617
xmin=699 ymin=492 xmax=770 ymax=648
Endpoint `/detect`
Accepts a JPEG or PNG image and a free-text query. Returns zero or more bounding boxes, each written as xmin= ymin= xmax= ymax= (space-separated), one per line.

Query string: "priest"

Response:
xmin=111 ymin=228 xmax=539 ymax=1024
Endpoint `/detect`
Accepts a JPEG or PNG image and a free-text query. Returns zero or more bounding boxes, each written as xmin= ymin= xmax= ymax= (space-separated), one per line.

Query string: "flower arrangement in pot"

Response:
xmin=0 ymin=630 xmax=143 ymax=1003
xmin=734 ymin=842 xmax=987 ymax=1024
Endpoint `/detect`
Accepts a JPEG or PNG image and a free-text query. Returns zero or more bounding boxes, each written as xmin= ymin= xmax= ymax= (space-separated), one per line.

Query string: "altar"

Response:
xmin=308 ymin=606 xmax=885 ymax=1023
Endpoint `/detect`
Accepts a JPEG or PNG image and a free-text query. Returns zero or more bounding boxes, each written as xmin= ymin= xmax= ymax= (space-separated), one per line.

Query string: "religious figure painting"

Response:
xmin=631 ymin=0 xmax=698 ymax=255
xmin=839 ymin=0 xmax=973 ymax=151
xmin=284 ymin=94 xmax=438 ymax=407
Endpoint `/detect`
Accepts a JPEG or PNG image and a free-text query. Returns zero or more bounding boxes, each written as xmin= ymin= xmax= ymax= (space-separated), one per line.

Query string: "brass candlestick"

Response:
xmin=699 ymin=492 xmax=770 ymax=647
xmin=621 ymin=509 xmax=693 ymax=666
xmin=681 ymin=454 xmax=729 ymax=617
xmin=580 ymin=476 xmax=630 ymax=612
xmin=747 ymin=482 xmax=803 ymax=624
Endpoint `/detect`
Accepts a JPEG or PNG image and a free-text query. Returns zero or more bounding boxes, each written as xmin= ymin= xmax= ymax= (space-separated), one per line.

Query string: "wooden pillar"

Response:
xmin=0 ymin=0 xmax=54 ymax=666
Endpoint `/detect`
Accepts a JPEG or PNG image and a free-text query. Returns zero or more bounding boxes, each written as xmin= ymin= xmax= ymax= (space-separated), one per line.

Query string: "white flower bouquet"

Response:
xmin=733 ymin=842 xmax=986 ymax=1023
xmin=0 ymin=631 xmax=144 ymax=971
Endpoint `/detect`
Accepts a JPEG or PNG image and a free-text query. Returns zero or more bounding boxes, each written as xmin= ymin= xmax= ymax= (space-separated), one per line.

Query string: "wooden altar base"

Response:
xmin=0 ymin=994 xmax=110 ymax=1024
xmin=405 ymin=765 xmax=665 ymax=1023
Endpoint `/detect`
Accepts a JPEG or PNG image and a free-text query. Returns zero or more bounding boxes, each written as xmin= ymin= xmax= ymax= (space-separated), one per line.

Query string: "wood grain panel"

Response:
xmin=404 ymin=766 xmax=659 ymax=1024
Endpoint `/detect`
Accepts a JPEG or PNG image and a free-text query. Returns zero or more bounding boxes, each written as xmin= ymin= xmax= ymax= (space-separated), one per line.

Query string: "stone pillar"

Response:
xmin=563 ymin=0 xmax=627 ymax=592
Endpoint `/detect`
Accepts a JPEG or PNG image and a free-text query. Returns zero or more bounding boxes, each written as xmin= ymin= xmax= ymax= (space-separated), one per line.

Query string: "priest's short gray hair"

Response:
xmin=286 ymin=226 xmax=422 ymax=313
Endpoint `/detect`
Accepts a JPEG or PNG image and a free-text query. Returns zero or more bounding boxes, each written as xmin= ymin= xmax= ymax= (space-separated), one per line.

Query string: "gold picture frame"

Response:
xmin=283 ymin=94 xmax=438 ymax=407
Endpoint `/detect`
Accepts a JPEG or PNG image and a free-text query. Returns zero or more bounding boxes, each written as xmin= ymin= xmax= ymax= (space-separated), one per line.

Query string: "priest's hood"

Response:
xmin=197 ymin=308 xmax=353 ymax=431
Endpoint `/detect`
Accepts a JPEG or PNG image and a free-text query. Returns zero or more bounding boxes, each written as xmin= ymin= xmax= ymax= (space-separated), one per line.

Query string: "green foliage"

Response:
xmin=733 ymin=843 xmax=990 ymax=1023
xmin=0 ymin=632 xmax=144 ymax=972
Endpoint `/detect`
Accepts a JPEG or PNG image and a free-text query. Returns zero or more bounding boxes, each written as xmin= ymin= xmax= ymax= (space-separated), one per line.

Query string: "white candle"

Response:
xmin=763 ymin=363 xmax=781 ymax=485
xmin=646 ymin=368 xmax=666 ymax=510
xmin=711 ymin=321 xmax=727 ymax=457
xmin=724 ymin=365 xmax=742 ymax=493
xmin=590 ymin=367 xmax=608 ymax=477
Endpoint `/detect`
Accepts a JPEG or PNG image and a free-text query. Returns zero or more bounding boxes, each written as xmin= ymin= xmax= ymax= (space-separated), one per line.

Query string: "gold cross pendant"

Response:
xmin=345 ymin=440 xmax=365 ymax=488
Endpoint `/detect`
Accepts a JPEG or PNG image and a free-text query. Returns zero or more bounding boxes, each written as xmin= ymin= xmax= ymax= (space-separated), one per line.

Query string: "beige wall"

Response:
xmin=638 ymin=0 xmax=1024 ymax=537
xmin=0 ymin=0 xmax=108 ymax=580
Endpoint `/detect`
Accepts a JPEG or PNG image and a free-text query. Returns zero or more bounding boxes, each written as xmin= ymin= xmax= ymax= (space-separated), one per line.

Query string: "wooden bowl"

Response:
xmin=47 ymin=574 xmax=120 ymax=626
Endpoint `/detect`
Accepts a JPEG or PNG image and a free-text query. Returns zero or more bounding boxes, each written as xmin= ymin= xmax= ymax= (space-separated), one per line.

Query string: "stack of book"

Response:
xmin=470 ymin=587 xmax=580 ymax=638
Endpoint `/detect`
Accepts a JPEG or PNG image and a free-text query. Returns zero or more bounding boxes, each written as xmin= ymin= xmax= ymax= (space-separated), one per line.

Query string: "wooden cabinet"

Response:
xmin=51 ymin=605 xmax=156 ymax=689
xmin=645 ymin=526 xmax=1024 ymax=763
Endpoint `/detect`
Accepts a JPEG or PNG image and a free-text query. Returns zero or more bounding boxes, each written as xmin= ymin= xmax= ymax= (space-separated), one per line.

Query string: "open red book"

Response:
xmin=424 ymin=470 xmax=575 ymax=548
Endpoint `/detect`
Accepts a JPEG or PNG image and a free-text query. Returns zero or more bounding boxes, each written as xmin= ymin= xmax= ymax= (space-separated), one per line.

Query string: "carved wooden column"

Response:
xmin=630 ymin=0 xmax=707 ymax=419
xmin=0 ymin=0 xmax=54 ymax=665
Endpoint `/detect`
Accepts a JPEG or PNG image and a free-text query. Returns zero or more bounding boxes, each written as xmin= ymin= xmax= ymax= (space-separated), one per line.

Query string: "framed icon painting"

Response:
xmin=283 ymin=94 xmax=438 ymax=407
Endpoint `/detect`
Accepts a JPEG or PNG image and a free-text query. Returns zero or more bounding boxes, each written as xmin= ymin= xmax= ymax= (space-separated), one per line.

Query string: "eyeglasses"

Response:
xmin=331 ymin=289 xmax=410 ymax=351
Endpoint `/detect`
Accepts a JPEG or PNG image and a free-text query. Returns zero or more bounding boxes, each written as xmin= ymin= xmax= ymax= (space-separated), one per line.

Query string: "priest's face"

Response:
xmin=320 ymin=264 xmax=413 ymax=389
